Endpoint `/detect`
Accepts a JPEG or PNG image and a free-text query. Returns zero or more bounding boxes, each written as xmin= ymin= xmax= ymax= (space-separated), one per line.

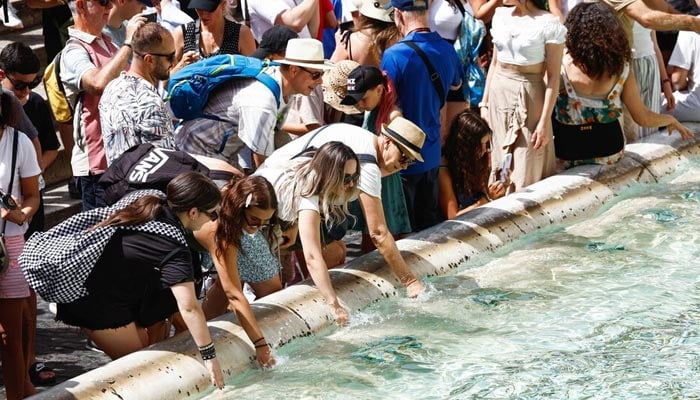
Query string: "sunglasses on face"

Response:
xmin=5 ymin=75 xmax=40 ymax=91
xmin=244 ymin=212 xmax=273 ymax=229
xmin=200 ymin=208 xmax=219 ymax=221
xmin=299 ymin=66 xmax=324 ymax=80
xmin=343 ymin=172 xmax=360 ymax=185
xmin=133 ymin=50 xmax=177 ymax=64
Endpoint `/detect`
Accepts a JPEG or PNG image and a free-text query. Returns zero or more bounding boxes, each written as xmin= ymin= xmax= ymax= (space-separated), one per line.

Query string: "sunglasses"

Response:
xmin=200 ymin=208 xmax=219 ymax=221
xmin=244 ymin=212 xmax=273 ymax=229
xmin=92 ymin=0 xmax=111 ymax=6
xmin=134 ymin=50 xmax=177 ymax=64
xmin=5 ymin=75 xmax=40 ymax=91
xmin=299 ymin=66 xmax=324 ymax=80
xmin=343 ymin=172 xmax=360 ymax=185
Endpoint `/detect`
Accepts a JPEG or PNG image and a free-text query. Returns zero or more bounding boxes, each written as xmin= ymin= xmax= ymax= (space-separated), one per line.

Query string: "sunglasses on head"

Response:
xmin=200 ymin=208 xmax=219 ymax=221
xmin=5 ymin=75 xmax=40 ymax=91
xmin=244 ymin=212 xmax=273 ymax=229
xmin=299 ymin=66 xmax=324 ymax=80
xmin=343 ymin=172 xmax=360 ymax=185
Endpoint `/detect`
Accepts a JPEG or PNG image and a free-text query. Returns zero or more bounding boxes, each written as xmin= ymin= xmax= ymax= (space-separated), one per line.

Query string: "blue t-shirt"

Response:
xmin=381 ymin=31 xmax=461 ymax=174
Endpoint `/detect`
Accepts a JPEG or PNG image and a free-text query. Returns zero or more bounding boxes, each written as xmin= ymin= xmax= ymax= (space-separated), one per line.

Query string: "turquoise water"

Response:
xmin=211 ymin=166 xmax=700 ymax=399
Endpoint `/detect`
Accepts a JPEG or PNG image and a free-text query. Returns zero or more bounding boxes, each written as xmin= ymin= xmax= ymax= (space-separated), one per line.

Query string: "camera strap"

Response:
xmin=2 ymin=127 xmax=19 ymax=237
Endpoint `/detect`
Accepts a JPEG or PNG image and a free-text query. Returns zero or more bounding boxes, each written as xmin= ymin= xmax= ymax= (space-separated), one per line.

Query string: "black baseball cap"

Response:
xmin=251 ymin=25 xmax=299 ymax=60
xmin=340 ymin=65 xmax=386 ymax=105
xmin=188 ymin=0 xmax=220 ymax=12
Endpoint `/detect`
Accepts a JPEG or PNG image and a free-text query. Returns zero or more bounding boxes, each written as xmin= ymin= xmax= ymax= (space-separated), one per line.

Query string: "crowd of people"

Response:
xmin=0 ymin=0 xmax=698 ymax=396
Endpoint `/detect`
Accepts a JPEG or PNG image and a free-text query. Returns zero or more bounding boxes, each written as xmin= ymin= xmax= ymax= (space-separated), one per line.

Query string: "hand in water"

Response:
xmin=331 ymin=302 xmax=350 ymax=326
xmin=204 ymin=358 xmax=224 ymax=389
xmin=406 ymin=279 xmax=425 ymax=298
xmin=256 ymin=345 xmax=276 ymax=369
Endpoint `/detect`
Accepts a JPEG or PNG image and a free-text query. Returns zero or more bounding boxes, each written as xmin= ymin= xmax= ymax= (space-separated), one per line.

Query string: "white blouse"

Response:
xmin=491 ymin=7 xmax=566 ymax=66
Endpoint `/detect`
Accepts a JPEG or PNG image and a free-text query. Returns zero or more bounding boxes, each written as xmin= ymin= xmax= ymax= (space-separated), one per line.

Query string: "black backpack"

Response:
xmin=99 ymin=144 xmax=210 ymax=205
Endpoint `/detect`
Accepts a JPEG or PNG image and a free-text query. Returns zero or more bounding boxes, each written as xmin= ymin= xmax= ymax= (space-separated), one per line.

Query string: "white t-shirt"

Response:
xmin=669 ymin=31 xmax=700 ymax=96
xmin=255 ymin=123 xmax=382 ymax=221
xmin=249 ymin=0 xmax=312 ymax=43
xmin=0 ymin=127 xmax=41 ymax=236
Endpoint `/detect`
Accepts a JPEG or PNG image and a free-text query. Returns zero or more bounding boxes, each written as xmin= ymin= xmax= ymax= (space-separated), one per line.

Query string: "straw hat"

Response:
xmin=381 ymin=117 xmax=426 ymax=163
xmin=322 ymin=60 xmax=362 ymax=115
xmin=359 ymin=0 xmax=394 ymax=22
xmin=278 ymin=38 xmax=334 ymax=70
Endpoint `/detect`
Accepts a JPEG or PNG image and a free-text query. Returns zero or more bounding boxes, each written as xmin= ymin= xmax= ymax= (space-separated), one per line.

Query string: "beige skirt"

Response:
xmin=487 ymin=66 xmax=556 ymax=192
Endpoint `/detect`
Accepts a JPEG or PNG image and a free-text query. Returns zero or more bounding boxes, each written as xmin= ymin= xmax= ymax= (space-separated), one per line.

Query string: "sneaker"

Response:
xmin=1 ymin=3 xmax=24 ymax=30
xmin=48 ymin=302 xmax=57 ymax=315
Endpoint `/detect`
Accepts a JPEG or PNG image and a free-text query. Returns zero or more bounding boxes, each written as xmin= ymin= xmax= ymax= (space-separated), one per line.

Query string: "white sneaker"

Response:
xmin=1 ymin=3 xmax=24 ymax=30
xmin=48 ymin=302 xmax=57 ymax=315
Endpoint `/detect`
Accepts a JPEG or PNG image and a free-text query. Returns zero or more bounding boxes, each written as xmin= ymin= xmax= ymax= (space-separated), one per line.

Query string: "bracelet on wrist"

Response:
xmin=478 ymin=101 xmax=488 ymax=108
xmin=662 ymin=78 xmax=671 ymax=85
xmin=254 ymin=343 xmax=269 ymax=349
xmin=253 ymin=337 xmax=266 ymax=345
xmin=123 ymin=39 xmax=132 ymax=49
xmin=198 ymin=342 xmax=217 ymax=360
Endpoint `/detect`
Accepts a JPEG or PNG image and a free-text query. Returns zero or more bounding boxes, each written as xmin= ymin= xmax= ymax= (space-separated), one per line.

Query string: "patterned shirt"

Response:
xmin=99 ymin=73 xmax=176 ymax=166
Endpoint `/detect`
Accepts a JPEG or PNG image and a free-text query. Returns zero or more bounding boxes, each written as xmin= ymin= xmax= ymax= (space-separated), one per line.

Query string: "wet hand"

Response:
xmin=204 ymin=358 xmax=225 ymax=389
xmin=331 ymin=302 xmax=349 ymax=326
xmin=256 ymin=345 xmax=276 ymax=369
xmin=406 ymin=279 xmax=425 ymax=298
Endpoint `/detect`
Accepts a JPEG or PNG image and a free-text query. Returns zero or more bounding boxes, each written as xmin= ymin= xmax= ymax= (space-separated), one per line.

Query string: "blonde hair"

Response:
xmin=276 ymin=142 xmax=360 ymax=229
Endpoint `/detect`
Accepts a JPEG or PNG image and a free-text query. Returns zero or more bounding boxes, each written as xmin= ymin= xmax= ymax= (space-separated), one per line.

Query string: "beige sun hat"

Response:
xmin=278 ymin=38 xmax=334 ymax=70
xmin=359 ymin=0 xmax=394 ymax=22
xmin=322 ymin=60 xmax=362 ymax=115
xmin=381 ymin=117 xmax=426 ymax=163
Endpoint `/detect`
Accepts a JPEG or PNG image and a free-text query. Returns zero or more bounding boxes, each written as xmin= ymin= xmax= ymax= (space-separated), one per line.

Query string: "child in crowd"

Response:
xmin=439 ymin=110 xmax=506 ymax=219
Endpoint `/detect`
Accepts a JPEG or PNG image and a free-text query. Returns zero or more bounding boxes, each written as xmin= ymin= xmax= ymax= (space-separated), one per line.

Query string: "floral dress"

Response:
xmin=553 ymin=61 xmax=630 ymax=168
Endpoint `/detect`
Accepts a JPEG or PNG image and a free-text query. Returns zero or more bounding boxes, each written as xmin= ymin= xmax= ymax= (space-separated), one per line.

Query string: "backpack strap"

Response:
xmin=403 ymin=41 xmax=445 ymax=108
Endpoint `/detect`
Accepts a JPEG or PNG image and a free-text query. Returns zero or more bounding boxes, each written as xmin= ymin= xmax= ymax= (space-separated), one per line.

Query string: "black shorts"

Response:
xmin=56 ymin=288 xmax=178 ymax=330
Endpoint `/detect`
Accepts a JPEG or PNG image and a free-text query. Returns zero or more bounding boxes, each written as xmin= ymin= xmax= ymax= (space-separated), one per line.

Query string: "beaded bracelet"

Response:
xmin=198 ymin=342 xmax=217 ymax=360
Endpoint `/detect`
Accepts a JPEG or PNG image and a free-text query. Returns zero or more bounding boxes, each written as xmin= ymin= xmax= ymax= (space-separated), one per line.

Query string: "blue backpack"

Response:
xmin=166 ymin=54 xmax=281 ymax=122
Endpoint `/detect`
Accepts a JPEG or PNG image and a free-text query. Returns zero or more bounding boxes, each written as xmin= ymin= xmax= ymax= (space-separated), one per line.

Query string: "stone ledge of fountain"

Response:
xmin=30 ymin=125 xmax=700 ymax=400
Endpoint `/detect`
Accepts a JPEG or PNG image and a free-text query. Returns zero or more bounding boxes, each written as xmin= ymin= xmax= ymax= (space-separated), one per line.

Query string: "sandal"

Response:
xmin=29 ymin=362 xmax=56 ymax=386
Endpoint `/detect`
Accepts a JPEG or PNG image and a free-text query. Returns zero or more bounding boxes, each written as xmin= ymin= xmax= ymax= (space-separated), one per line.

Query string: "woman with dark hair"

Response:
xmin=439 ymin=110 xmax=506 ymax=219
xmin=0 ymin=91 xmax=41 ymax=400
xmin=480 ymin=0 xmax=565 ymax=193
xmin=553 ymin=2 xmax=691 ymax=168
xmin=172 ymin=0 xmax=256 ymax=70
xmin=256 ymin=141 xmax=362 ymax=326
xmin=54 ymin=172 xmax=225 ymax=388
xmin=192 ymin=176 xmax=279 ymax=368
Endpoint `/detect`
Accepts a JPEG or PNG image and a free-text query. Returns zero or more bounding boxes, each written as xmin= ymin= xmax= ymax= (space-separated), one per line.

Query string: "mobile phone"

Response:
xmin=144 ymin=12 xmax=157 ymax=23
xmin=0 ymin=190 xmax=17 ymax=210
xmin=500 ymin=153 xmax=512 ymax=183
